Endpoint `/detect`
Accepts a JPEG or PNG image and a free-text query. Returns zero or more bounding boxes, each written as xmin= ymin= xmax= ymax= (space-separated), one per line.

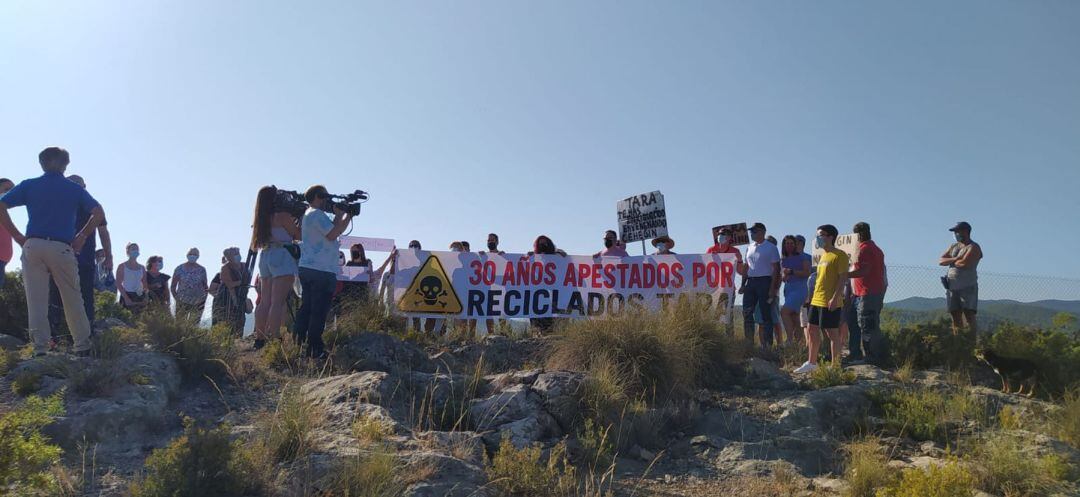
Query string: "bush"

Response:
xmin=326 ymin=447 xmax=405 ymax=497
xmin=969 ymin=433 xmax=1072 ymax=497
xmin=0 ymin=349 xmax=20 ymax=375
xmin=875 ymin=458 xmax=975 ymax=497
xmin=129 ymin=419 xmax=265 ymax=497
xmin=94 ymin=290 xmax=132 ymax=324
xmin=0 ymin=271 xmax=29 ymax=340
xmin=843 ymin=438 xmax=897 ymax=497
xmin=874 ymin=386 xmax=987 ymax=442
xmin=486 ymin=437 xmax=575 ymax=497
xmin=263 ymin=385 xmax=322 ymax=462
xmin=1050 ymin=390 xmax=1080 ymax=448
xmin=886 ymin=318 xmax=975 ymax=370
xmin=0 ymin=394 xmax=65 ymax=493
xmin=327 ymin=299 xmax=407 ymax=347
xmin=141 ymin=313 xmax=233 ymax=382
xmin=353 ymin=414 xmax=393 ymax=446
xmin=50 ymin=359 xmax=125 ymax=398
xmin=11 ymin=371 xmax=42 ymax=397
xmin=809 ymin=365 xmax=856 ymax=389
xmin=987 ymin=323 xmax=1080 ymax=396
xmin=548 ymin=301 xmax=743 ymax=406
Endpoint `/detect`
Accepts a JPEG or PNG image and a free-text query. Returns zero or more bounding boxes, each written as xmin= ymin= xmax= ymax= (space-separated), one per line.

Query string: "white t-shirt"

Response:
xmin=299 ymin=208 xmax=341 ymax=274
xmin=746 ymin=240 xmax=780 ymax=277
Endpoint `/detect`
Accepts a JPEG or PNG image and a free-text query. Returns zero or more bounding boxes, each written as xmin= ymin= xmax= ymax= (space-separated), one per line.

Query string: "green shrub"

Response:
xmin=987 ymin=323 xmax=1080 ymax=396
xmin=874 ymin=386 xmax=987 ymax=442
xmin=843 ymin=437 xmax=897 ymax=497
xmin=886 ymin=318 xmax=975 ymax=370
xmin=51 ymin=360 xmax=124 ymax=398
xmin=327 ymin=299 xmax=407 ymax=346
xmin=487 ymin=437 xmax=576 ymax=497
xmin=875 ymin=458 xmax=975 ymax=497
xmin=0 ymin=349 xmax=20 ymax=375
xmin=141 ymin=313 xmax=233 ymax=382
xmin=1050 ymin=390 xmax=1080 ymax=448
xmin=809 ymin=365 xmax=856 ymax=389
xmin=327 ymin=447 xmax=405 ymax=497
xmin=10 ymin=371 xmax=42 ymax=397
xmin=578 ymin=418 xmax=615 ymax=473
xmin=0 ymin=394 xmax=65 ymax=493
xmin=129 ymin=419 xmax=264 ymax=497
xmin=353 ymin=414 xmax=393 ymax=446
xmin=969 ymin=433 xmax=1072 ymax=497
xmin=0 ymin=272 xmax=29 ymax=340
xmin=94 ymin=290 xmax=132 ymax=324
xmin=548 ymin=301 xmax=743 ymax=406
xmin=263 ymin=385 xmax=322 ymax=462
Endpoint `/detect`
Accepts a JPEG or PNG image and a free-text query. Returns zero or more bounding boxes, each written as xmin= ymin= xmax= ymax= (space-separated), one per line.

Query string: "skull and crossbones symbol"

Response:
xmin=414 ymin=275 xmax=448 ymax=308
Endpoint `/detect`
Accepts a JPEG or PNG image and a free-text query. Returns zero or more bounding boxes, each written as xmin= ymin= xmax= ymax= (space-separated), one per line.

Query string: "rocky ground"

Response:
xmin=1 ymin=322 xmax=1077 ymax=496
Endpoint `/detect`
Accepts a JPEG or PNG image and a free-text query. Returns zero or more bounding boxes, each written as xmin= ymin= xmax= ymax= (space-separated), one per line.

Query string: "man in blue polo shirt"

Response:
xmin=0 ymin=147 xmax=105 ymax=356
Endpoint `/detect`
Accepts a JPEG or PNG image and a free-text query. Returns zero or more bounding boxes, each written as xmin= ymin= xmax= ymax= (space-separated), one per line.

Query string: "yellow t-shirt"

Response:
xmin=811 ymin=249 xmax=849 ymax=307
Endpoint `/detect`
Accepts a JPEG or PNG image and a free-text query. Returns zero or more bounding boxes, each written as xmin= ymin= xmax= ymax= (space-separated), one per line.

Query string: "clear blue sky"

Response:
xmin=3 ymin=1 xmax=1079 ymax=280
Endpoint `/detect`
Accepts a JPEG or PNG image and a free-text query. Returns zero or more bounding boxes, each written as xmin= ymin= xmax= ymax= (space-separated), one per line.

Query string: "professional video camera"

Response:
xmin=272 ymin=186 xmax=369 ymax=218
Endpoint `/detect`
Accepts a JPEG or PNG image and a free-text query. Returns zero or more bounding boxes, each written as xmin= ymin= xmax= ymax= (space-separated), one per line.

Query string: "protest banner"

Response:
xmin=711 ymin=222 xmax=749 ymax=246
xmin=811 ymin=233 xmax=861 ymax=267
xmin=338 ymin=236 xmax=395 ymax=282
xmin=617 ymin=191 xmax=668 ymax=244
xmin=394 ymin=250 xmax=737 ymax=320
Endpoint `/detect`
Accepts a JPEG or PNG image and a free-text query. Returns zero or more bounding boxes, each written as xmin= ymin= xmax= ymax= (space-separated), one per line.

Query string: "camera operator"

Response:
xmin=293 ymin=185 xmax=354 ymax=359
xmin=251 ymin=186 xmax=301 ymax=350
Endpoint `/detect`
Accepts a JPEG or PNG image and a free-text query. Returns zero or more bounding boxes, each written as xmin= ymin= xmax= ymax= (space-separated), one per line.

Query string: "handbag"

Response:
xmin=284 ymin=243 xmax=301 ymax=261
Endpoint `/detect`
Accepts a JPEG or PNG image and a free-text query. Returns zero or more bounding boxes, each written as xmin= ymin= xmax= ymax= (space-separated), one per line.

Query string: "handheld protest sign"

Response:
xmin=617 ymin=191 xmax=668 ymax=244
xmin=338 ymin=236 xmax=395 ymax=282
xmin=811 ymin=233 xmax=861 ymax=268
xmin=712 ymin=223 xmax=749 ymax=246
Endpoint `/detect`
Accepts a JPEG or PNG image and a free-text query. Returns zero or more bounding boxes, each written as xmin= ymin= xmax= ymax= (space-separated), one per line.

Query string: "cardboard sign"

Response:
xmin=340 ymin=236 xmax=395 ymax=253
xmin=811 ymin=233 xmax=861 ymax=268
xmin=711 ymin=223 xmax=749 ymax=246
xmin=617 ymin=191 xmax=668 ymax=243
xmin=393 ymin=250 xmax=737 ymax=319
xmin=340 ymin=265 xmax=370 ymax=282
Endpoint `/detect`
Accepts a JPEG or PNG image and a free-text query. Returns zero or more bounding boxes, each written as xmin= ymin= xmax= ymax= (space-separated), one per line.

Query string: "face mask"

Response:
xmin=128 ymin=251 xmax=139 ymax=259
xmin=716 ymin=236 xmax=728 ymax=245
xmin=657 ymin=243 xmax=668 ymax=251
xmin=233 ymin=255 xmax=242 ymax=263
xmin=187 ymin=255 xmax=198 ymax=263
xmin=158 ymin=262 xmax=165 ymax=271
xmin=351 ymin=251 xmax=361 ymax=259
xmin=604 ymin=238 xmax=614 ymax=248
xmin=815 ymin=236 xmax=826 ymax=248
xmin=409 ymin=245 xmax=420 ymax=250
xmin=487 ymin=242 xmax=498 ymax=251
xmin=954 ymin=233 xmax=963 ymax=242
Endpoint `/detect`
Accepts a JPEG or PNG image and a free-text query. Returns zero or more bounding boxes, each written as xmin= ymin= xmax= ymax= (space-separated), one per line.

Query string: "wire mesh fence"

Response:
xmin=884 ymin=264 xmax=1080 ymax=304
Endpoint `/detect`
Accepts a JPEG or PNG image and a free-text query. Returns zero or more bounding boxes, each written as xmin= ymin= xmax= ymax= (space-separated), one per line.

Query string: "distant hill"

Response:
xmin=886 ymin=297 xmax=1079 ymax=329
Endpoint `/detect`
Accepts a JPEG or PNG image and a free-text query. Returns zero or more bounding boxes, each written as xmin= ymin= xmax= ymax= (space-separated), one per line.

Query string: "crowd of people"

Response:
xmin=0 ymin=147 xmax=983 ymax=368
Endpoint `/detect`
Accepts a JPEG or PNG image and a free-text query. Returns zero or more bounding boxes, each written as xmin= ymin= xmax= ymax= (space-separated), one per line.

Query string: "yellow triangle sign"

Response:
xmin=398 ymin=255 xmax=463 ymax=314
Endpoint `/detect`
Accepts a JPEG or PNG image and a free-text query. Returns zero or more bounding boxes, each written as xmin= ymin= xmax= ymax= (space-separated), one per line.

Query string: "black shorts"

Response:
xmin=809 ymin=305 xmax=842 ymax=329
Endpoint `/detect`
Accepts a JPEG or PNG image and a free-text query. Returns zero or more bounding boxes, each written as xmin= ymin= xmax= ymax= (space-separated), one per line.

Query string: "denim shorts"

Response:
xmin=259 ymin=246 xmax=298 ymax=279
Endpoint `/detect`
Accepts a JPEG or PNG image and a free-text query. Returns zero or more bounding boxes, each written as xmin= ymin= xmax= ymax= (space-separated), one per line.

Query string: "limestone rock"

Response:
xmin=334 ymin=332 xmax=436 ymax=375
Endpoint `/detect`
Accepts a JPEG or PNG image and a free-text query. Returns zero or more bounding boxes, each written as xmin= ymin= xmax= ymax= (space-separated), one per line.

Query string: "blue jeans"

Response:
xmin=0 ymin=260 xmax=6 ymax=288
xmin=845 ymin=298 xmax=863 ymax=359
xmin=742 ymin=276 xmax=776 ymax=346
xmin=855 ymin=294 xmax=886 ymax=363
xmin=293 ymin=267 xmax=337 ymax=357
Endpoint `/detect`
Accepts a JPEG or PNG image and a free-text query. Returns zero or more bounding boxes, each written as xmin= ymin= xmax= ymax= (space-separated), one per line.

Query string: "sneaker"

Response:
xmin=253 ymin=338 xmax=267 ymax=351
xmin=793 ymin=361 xmax=818 ymax=374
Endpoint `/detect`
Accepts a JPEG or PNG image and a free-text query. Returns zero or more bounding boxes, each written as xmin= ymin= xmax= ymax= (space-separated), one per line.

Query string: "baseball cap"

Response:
xmin=948 ymin=221 xmax=972 ymax=232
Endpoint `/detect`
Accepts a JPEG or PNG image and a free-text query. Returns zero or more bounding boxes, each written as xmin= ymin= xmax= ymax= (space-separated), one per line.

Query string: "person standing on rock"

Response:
xmin=251 ymin=185 xmax=301 ymax=349
xmin=847 ymin=222 xmax=887 ymax=365
xmin=0 ymin=178 xmax=15 ymax=288
xmin=794 ymin=225 xmax=849 ymax=374
xmin=742 ymin=222 xmax=781 ymax=347
xmin=939 ymin=221 xmax=982 ymax=338
xmin=0 ymin=147 xmax=105 ymax=357
xmin=293 ymin=185 xmax=354 ymax=360
xmin=172 ymin=248 xmax=209 ymax=324
xmin=482 ymin=233 xmax=509 ymax=335
xmin=48 ymin=174 xmax=112 ymax=339
xmin=780 ymin=235 xmax=812 ymax=344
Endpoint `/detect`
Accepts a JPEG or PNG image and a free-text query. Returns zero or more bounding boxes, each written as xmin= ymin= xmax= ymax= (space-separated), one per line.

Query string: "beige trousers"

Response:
xmin=21 ymin=238 xmax=92 ymax=353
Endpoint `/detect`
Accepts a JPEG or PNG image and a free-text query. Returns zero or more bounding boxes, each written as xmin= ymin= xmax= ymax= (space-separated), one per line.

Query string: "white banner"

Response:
xmin=340 ymin=236 xmax=395 ymax=253
xmin=393 ymin=250 xmax=736 ymax=319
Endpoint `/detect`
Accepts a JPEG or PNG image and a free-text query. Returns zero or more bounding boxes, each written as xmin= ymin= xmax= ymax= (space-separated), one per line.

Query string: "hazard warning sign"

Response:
xmin=397 ymin=255 xmax=463 ymax=314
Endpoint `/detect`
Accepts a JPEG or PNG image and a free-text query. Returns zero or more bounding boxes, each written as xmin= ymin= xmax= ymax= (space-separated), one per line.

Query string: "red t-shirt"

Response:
xmin=852 ymin=240 xmax=886 ymax=296
xmin=706 ymin=243 xmax=742 ymax=261
xmin=0 ymin=223 xmax=12 ymax=263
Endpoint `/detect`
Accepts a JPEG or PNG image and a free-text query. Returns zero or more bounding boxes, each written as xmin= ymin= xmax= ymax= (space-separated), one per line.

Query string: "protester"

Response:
xmin=116 ymin=242 xmax=148 ymax=313
xmin=450 ymin=241 xmax=465 ymax=252
xmin=0 ymin=147 xmax=104 ymax=356
xmin=95 ymin=249 xmax=116 ymax=294
xmin=213 ymin=247 xmax=247 ymax=336
xmin=293 ymin=185 xmax=354 ymax=359
xmin=482 ymin=233 xmax=508 ymax=334
xmin=593 ymin=230 xmax=629 ymax=258
xmin=794 ymin=225 xmax=849 ymax=374
xmin=405 ymin=240 xmax=430 ymax=333
xmin=939 ymin=221 xmax=982 ymax=337
xmin=145 ymin=255 xmax=171 ymax=311
xmin=530 ymin=235 xmax=565 ymax=333
xmin=847 ymin=222 xmax=887 ymax=364
xmin=171 ymin=248 xmax=208 ymax=324
xmin=0 ymin=178 xmax=14 ymax=288
xmin=780 ymin=235 xmax=812 ymax=343
xmin=742 ymin=222 xmax=781 ymax=347
xmin=343 ymin=242 xmax=373 ymax=302
xmin=250 ymin=186 xmax=301 ymax=349
xmin=707 ymin=227 xmax=745 ymax=301
xmin=461 ymin=241 xmax=471 ymax=252
xmin=652 ymin=235 xmax=676 ymax=255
